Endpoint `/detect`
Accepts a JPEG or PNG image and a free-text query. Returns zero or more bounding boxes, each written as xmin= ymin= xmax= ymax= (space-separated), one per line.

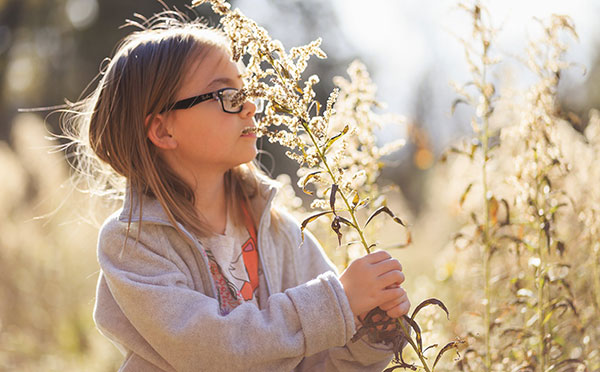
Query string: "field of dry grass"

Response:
xmin=0 ymin=2 xmax=598 ymax=371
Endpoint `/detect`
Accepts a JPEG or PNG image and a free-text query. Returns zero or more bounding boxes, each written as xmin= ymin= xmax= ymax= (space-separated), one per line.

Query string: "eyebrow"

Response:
xmin=206 ymin=76 xmax=242 ymax=90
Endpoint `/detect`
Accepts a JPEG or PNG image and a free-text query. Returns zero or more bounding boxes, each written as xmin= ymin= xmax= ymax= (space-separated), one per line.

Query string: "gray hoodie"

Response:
xmin=93 ymin=173 xmax=395 ymax=371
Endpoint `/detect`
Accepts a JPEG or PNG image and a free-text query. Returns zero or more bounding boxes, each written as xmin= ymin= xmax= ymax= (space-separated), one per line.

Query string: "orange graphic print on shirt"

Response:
xmin=230 ymin=236 xmax=259 ymax=301
xmin=202 ymin=199 xmax=260 ymax=314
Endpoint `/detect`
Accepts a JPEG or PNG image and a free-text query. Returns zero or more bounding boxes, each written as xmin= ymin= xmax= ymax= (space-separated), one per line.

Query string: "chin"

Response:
xmin=235 ymin=148 xmax=258 ymax=166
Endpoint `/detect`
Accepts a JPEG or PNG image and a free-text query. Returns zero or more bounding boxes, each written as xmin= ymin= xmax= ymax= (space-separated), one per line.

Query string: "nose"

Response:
xmin=239 ymin=99 xmax=256 ymax=118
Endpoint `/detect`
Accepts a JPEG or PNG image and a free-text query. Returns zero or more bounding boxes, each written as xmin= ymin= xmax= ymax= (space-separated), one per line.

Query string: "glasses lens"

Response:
xmin=220 ymin=89 xmax=243 ymax=113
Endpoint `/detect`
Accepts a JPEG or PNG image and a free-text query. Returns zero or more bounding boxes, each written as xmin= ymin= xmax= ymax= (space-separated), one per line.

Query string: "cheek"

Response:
xmin=178 ymin=120 xmax=234 ymax=156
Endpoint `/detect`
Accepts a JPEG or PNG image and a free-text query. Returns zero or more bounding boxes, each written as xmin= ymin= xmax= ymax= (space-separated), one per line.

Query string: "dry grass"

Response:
xmin=1 ymin=1 xmax=598 ymax=371
xmin=0 ymin=114 xmax=121 ymax=371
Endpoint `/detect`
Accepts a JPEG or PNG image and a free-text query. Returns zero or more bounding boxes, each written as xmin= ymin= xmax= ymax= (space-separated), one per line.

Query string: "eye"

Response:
xmin=221 ymin=89 xmax=237 ymax=101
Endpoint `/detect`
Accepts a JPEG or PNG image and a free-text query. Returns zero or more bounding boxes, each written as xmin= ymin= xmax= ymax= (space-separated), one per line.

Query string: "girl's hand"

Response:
xmin=339 ymin=250 xmax=406 ymax=322
xmin=378 ymin=284 xmax=410 ymax=318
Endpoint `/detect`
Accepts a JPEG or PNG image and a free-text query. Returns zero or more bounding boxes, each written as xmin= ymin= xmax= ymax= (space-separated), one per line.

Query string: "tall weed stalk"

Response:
xmin=190 ymin=0 xmax=463 ymax=370
xmin=446 ymin=2 xmax=594 ymax=371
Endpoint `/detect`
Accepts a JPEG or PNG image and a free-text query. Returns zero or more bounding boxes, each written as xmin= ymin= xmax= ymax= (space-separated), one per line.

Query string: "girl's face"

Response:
xmin=165 ymin=46 xmax=258 ymax=177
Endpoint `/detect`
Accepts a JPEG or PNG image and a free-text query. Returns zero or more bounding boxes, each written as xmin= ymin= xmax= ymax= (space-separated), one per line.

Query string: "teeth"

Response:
xmin=241 ymin=127 xmax=258 ymax=135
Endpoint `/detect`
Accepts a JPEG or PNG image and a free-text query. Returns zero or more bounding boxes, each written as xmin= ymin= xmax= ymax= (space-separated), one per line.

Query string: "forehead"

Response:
xmin=177 ymin=46 xmax=242 ymax=97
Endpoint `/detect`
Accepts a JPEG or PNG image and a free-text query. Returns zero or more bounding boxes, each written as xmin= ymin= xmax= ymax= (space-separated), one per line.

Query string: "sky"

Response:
xmin=330 ymin=0 xmax=599 ymax=147
xmin=233 ymin=0 xmax=599 ymax=150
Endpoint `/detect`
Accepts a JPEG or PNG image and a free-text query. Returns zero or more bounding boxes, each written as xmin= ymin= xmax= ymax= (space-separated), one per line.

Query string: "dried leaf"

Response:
xmin=423 ymin=343 xmax=439 ymax=354
xmin=307 ymin=100 xmax=321 ymax=116
xmin=383 ymin=364 xmax=417 ymax=372
xmin=488 ymin=196 xmax=499 ymax=226
xmin=273 ymin=101 xmax=293 ymax=115
xmin=383 ymin=365 xmax=416 ymax=372
xmin=411 ymin=298 xmax=450 ymax=321
xmin=365 ymin=206 xmax=406 ymax=228
xmin=324 ymin=125 xmax=349 ymax=153
xmin=301 ymin=171 xmax=322 ymax=195
xmin=338 ymin=216 xmax=357 ymax=229
xmin=300 ymin=211 xmax=333 ymax=242
xmin=460 ymin=183 xmax=473 ymax=207
xmin=433 ymin=340 xmax=466 ymax=370
xmin=276 ymin=60 xmax=292 ymax=79
xmin=451 ymin=98 xmax=469 ymax=114
xmin=356 ymin=197 xmax=370 ymax=210
xmin=352 ymin=193 xmax=360 ymax=208
xmin=331 ymin=215 xmax=342 ymax=246
xmin=350 ymin=326 xmax=370 ymax=343
xmin=556 ymin=241 xmax=565 ymax=256
xmin=402 ymin=315 xmax=422 ymax=352
xmin=500 ymin=198 xmax=510 ymax=226
xmin=330 ymin=184 xmax=339 ymax=215
xmin=542 ymin=217 xmax=551 ymax=249
xmin=470 ymin=212 xmax=479 ymax=226
xmin=548 ymin=358 xmax=587 ymax=371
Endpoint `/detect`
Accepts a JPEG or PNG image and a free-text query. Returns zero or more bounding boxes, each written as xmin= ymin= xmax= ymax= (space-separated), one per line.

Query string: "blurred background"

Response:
xmin=0 ymin=0 xmax=598 ymax=370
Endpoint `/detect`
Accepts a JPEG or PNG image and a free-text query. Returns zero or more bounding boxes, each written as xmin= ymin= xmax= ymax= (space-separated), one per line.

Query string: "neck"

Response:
xmin=192 ymin=170 xmax=228 ymax=234
xmin=162 ymin=151 xmax=232 ymax=234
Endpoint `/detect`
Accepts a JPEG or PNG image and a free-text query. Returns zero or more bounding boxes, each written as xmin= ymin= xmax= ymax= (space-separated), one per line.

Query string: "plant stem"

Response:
xmin=398 ymin=319 xmax=432 ymax=372
xmin=300 ymin=120 xmax=433 ymax=371
xmin=593 ymin=240 xmax=600 ymax=313
xmin=300 ymin=120 xmax=371 ymax=254
xmin=534 ymin=149 xmax=546 ymax=372
xmin=480 ymin=62 xmax=493 ymax=372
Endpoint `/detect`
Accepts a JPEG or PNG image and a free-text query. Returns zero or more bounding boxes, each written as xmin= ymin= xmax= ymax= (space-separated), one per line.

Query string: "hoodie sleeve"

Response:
xmin=94 ymin=217 xmax=359 ymax=372
xmin=278 ymin=211 xmax=396 ymax=372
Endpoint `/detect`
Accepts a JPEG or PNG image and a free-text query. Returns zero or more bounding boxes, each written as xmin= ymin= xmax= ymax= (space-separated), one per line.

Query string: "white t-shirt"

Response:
xmin=199 ymin=208 xmax=268 ymax=314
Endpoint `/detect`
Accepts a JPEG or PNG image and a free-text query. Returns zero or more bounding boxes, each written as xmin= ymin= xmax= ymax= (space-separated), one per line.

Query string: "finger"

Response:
xmin=379 ymin=288 xmax=408 ymax=310
xmin=364 ymin=250 xmax=392 ymax=264
xmin=380 ymin=286 xmax=406 ymax=304
xmin=372 ymin=258 xmax=403 ymax=275
xmin=377 ymin=271 xmax=406 ymax=288
xmin=379 ymin=297 xmax=403 ymax=311
xmin=386 ymin=299 xmax=411 ymax=318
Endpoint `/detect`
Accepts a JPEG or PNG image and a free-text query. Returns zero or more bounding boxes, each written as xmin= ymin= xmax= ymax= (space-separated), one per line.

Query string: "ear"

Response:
xmin=146 ymin=113 xmax=177 ymax=150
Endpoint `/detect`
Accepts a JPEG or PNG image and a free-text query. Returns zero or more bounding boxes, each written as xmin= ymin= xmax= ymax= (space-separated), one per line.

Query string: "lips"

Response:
xmin=241 ymin=127 xmax=258 ymax=135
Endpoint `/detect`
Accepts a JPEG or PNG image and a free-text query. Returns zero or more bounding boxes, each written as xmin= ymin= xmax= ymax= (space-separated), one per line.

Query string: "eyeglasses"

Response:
xmin=161 ymin=87 xmax=265 ymax=114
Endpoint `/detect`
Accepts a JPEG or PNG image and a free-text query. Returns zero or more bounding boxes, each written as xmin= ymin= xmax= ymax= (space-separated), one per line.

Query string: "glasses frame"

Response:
xmin=161 ymin=87 xmax=246 ymax=114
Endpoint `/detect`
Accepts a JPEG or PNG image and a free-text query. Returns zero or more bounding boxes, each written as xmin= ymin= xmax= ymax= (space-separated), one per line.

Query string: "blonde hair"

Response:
xmin=61 ymin=9 xmax=279 ymax=244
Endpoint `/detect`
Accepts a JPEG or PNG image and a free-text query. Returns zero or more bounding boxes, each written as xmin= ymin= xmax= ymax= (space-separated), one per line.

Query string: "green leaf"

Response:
xmin=365 ymin=206 xmax=406 ymax=228
xmin=324 ymin=125 xmax=349 ymax=153
xmin=410 ymin=298 xmax=450 ymax=321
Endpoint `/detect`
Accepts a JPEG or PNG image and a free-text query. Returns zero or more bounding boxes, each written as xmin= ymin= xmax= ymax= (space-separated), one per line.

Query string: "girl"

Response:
xmin=68 ymin=9 xmax=410 ymax=372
